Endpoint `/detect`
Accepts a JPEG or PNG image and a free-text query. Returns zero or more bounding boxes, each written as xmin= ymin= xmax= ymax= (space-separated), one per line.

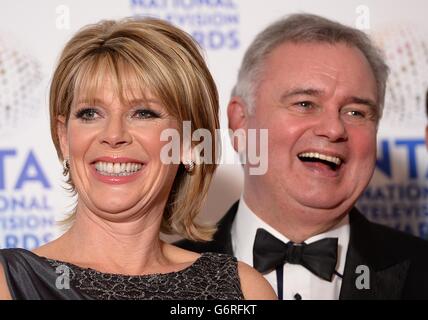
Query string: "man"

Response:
xmin=177 ymin=14 xmax=428 ymax=299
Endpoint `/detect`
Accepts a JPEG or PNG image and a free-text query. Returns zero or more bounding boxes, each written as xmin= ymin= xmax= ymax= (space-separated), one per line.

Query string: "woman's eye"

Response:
xmin=75 ymin=108 xmax=100 ymax=121
xmin=133 ymin=109 xmax=160 ymax=119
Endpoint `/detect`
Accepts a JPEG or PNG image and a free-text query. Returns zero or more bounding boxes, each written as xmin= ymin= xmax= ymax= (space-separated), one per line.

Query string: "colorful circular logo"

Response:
xmin=376 ymin=25 xmax=428 ymax=130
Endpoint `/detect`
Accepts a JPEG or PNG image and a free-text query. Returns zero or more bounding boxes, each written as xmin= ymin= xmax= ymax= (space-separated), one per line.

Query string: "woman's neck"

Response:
xmin=53 ymin=205 xmax=169 ymax=275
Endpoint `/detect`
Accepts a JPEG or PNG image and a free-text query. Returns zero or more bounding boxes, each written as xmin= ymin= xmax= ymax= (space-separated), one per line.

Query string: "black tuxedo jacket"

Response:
xmin=176 ymin=201 xmax=428 ymax=299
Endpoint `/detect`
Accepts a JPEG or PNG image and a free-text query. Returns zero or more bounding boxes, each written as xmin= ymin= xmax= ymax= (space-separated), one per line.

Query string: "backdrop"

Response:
xmin=0 ymin=0 xmax=427 ymax=249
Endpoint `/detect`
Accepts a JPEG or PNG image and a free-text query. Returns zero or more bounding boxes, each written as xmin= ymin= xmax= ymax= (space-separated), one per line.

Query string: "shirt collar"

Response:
xmin=231 ymin=195 xmax=350 ymax=275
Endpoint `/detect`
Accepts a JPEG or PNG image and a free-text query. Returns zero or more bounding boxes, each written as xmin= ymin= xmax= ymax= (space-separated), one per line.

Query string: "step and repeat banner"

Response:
xmin=0 ymin=0 xmax=427 ymax=249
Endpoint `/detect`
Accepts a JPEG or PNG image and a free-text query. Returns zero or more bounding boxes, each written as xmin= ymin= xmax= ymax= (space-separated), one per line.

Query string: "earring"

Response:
xmin=184 ymin=160 xmax=195 ymax=174
xmin=62 ymin=159 xmax=70 ymax=176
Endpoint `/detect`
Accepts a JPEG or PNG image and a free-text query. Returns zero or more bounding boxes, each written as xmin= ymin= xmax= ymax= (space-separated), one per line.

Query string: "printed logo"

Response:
xmin=130 ymin=0 xmax=241 ymax=50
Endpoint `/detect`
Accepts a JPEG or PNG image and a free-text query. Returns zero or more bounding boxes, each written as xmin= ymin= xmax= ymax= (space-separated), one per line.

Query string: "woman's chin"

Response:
xmin=88 ymin=199 xmax=142 ymax=218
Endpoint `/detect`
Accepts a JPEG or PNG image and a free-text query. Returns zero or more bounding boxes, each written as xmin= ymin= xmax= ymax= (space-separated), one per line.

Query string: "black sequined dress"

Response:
xmin=0 ymin=248 xmax=244 ymax=300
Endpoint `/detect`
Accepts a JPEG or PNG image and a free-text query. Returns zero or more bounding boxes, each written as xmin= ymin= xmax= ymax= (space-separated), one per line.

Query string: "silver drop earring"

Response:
xmin=62 ymin=159 xmax=70 ymax=176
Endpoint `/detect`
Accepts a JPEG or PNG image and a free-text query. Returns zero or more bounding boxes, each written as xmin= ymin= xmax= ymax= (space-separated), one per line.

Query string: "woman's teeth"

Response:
xmin=95 ymin=162 xmax=142 ymax=176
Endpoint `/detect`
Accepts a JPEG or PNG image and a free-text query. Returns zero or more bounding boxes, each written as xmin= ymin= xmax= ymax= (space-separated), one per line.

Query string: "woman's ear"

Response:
xmin=227 ymin=96 xmax=248 ymax=153
xmin=180 ymin=142 xmax=195 ymax=173
xmin=57 ymin=115 xmax=69 ymax=159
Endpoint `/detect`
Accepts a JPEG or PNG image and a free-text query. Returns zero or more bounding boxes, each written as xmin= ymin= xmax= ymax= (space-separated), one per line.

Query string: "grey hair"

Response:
xmin=233 ymin=13 xmax=389 ymax=118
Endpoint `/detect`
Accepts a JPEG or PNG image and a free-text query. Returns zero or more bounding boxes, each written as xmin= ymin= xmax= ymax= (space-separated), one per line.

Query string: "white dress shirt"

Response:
xmin=231 ymin=196 xmax=350 ymax=300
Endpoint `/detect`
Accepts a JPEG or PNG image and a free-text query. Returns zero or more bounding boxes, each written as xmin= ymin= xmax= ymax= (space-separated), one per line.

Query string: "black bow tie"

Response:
xmin=253 ymin=228 xmax=338 ymax=281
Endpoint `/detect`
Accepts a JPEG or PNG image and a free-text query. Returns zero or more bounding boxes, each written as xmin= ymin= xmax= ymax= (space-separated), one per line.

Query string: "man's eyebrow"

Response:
xmin=344 ymin=96 xmax=378 ymax=110
xmin=280 ymin=88 xmax=325 ymax=102
xmin=280 ymin=88 xmax=378 ymax=109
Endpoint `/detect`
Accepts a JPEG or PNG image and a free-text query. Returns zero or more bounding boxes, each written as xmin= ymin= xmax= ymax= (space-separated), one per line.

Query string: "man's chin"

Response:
xmin=295 ymin=204 xmax=350 ymax=230
xmin=296 ymin=197 xmax=353 ymax=214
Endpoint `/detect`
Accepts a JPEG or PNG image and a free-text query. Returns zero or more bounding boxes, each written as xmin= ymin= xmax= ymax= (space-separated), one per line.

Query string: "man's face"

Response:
xmin=245 ymin=42 xmax=378 ymax=219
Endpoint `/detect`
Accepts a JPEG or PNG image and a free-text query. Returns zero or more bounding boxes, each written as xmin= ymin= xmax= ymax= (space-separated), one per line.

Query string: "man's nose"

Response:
xmin=313 ymin=109 xmax=348 ymax=142
xmin=99 ymin=116 xmax=132 ymax=148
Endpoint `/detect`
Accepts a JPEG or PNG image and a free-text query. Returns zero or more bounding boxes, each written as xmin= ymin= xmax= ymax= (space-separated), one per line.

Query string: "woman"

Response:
xmin=0 ymin=17 xmax=276 ymax=300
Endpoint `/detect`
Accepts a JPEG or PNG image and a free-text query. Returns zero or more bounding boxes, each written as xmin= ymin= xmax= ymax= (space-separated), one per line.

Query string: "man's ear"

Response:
xmin=227 ymin=96 xmax=249 ymax=153
xmin=57 ymin=116 xmax=69 ymax=160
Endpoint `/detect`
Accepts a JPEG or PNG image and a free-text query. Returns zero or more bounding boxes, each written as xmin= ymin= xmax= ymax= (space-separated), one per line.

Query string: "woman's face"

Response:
xmin=58 ymin=78 xmax=180 ymax=221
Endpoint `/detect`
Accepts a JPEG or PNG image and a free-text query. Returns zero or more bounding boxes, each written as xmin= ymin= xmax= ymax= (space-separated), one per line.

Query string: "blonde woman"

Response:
xmin=0 ymin=17 xmax=276 ymax=300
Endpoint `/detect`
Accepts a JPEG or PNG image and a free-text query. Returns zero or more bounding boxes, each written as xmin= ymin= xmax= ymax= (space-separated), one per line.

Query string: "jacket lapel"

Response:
xmin=339 ymin=208 xmax=410 ymax=299
xmin=207 ymin=201 xmax=239 ymax=255
xmin=181 ymin=202 xmax=411 ymax=299
xmin=216 ymin=203 xmax=410 ymax=299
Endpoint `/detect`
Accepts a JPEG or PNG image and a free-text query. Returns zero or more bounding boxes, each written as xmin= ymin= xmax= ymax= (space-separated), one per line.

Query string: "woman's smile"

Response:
xmin=91 ymin=156 xmax=145 ymax=185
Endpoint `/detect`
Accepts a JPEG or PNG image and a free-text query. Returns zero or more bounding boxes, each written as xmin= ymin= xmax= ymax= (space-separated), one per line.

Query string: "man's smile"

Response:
xmin=297 ymin=150 xmax=345 ymax=172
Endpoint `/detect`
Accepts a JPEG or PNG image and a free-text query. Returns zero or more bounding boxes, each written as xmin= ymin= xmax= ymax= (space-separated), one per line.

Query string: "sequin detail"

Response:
xmin=45 ymin=252 xmax=244 ymax=300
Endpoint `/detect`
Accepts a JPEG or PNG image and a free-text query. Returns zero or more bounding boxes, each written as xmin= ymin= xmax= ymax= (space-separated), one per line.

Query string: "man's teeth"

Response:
xmin=298 ymin=152 xmax=342 ymax=165
xmin=95 ymin=162 xmax=142 ymax=176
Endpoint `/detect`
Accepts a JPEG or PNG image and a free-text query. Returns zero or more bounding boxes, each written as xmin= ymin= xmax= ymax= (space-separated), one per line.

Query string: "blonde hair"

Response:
xmin=50 ymin=17 xmax=219 ymax=241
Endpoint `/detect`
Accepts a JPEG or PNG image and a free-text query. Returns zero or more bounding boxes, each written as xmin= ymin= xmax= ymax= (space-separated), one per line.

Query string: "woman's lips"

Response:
xmin=91 ymin=156 xmax=144 ymax=164
xmin=90 ymin=159 xmax=145 ymax=185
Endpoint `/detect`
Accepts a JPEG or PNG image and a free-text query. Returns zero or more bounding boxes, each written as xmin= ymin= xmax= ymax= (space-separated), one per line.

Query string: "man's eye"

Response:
xmin=133 ymin=109 xmax=160 ymax=119
xmin=347 ymin=110 xmax=365 ymax=117
xmin=296 ymin=101 xmax=313 ymax=108
xmin=75 ymin=108 xmax=99 ymax=121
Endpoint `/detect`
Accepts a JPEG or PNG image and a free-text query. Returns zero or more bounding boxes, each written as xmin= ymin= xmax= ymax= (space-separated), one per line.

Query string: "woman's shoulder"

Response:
xmin=166 ymin=243 xmax=237 ymax=271
xmin=164 ymin=243 xmax=201 ymax=262
xmin=0 ymin=255 xmax=12 ymax=299
xmin=197 ymin=252 xmax=241 ymax=271
xmin=0 ymin=248 xmax=44 ymax=300
xmin=165 ymin=244 xmax=242 ymax=299
xmin=0 ymin=248 xmax=50 ymax=279
xmin=0 ymin=247 xmax=90 ymax=300
xmin=0 ymin=247 xmax=42 ymax=265
xmin=174 ymin=246 xmax=277 ymax=300
xmin=236 ymin=261 xmax=277 ymax=300
xmin=187 ymin=251 xmax=276 ymax=300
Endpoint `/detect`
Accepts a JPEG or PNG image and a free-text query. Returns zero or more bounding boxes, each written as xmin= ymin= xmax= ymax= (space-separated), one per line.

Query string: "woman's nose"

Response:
xmin=99 ymin=117 xmax=132 ymax=148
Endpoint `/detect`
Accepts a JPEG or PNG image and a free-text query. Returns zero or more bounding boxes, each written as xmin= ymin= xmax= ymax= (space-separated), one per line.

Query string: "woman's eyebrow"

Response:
xmin=75 ymin=97 xmax=162 ymax=107
xmin=127 ymin=98 xmax=157 ymax=105
xmin=76 ymin=97 xmax=104 ymax=105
